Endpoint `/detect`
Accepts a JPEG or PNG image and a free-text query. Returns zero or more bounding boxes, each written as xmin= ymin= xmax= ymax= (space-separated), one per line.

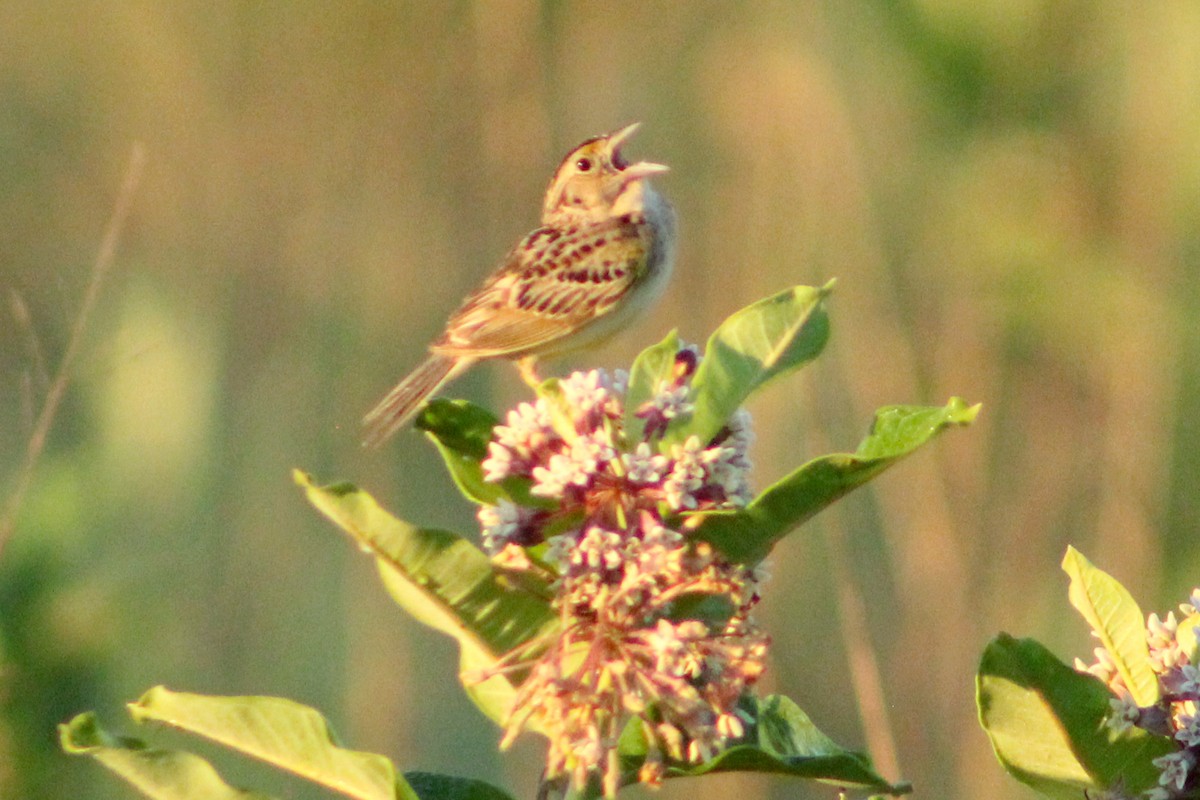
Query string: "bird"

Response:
xmin=362 ymin=122 xmax=676 ymax=447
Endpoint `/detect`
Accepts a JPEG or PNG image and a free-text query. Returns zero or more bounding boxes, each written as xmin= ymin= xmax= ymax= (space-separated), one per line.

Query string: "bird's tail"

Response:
xmin=362 ymin=355 xmax=466 ymax=447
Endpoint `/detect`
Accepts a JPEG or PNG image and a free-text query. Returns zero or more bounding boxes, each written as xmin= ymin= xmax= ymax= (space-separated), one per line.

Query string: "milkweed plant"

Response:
xmin=60 ymin=284 xmax=981 ymax=800
xmin=979 ymin=547 xmax=1200 ymax=800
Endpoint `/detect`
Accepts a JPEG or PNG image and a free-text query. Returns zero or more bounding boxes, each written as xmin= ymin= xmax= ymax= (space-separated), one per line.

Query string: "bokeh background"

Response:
xmin=3 ymin=2 xmax=1200 ymax=798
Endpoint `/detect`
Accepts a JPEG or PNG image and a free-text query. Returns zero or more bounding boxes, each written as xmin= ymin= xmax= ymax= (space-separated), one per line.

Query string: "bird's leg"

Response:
xmin=517 ymin=356 xmax=543 ymax=388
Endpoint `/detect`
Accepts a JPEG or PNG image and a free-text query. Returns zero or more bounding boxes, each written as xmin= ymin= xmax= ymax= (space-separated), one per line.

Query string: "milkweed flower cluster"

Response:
xmin=471 ymin=348 xmax=768 ymax=796
xmin=1077 ymin=589 xmax=1200 ymax=799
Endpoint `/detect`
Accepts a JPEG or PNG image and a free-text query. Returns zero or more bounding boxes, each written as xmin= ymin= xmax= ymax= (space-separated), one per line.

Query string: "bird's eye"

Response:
xmin=575 ymin=157 xmax=592 ymax=172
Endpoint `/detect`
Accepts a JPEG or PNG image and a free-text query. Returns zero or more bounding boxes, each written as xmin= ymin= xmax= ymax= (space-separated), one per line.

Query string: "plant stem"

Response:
xmin=0 ymin=142 xmax=145 ymax=558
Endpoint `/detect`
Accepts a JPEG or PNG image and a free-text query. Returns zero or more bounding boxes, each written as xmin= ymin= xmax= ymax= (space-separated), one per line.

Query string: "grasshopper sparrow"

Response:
xmin=363 ymin=123 xmax=676 ymax=446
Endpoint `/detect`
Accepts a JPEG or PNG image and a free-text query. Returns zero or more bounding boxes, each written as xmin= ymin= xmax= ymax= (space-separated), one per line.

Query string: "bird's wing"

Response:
xmin=432 ymin=214 xmax=650 ymax=358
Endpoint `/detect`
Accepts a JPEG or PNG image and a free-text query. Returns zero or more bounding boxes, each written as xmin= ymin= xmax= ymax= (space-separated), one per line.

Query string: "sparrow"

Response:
xmin=363 ymin=122 xmax=675 ymax=446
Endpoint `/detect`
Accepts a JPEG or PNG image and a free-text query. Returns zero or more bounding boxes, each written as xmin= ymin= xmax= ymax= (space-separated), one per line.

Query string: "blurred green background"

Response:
xmin=3 ymin=2 xmax=1200 ymax=798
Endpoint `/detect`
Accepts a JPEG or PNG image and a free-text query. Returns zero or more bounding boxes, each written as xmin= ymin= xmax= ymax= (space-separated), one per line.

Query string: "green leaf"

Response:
xmin=694 ymin=398 xmax=979 ymax=564
xmin=64 ymin=695 xmax=517 ymax=800
xmin=710 ymin=694 xmax=908 ymax=792
xmin=415 ymin=399 xmax=549 ymax=508
xmin=667 ymin=283 xmax=833 ymax=448
xmin=126 ymin=687 xmax=412 ymax=800
xmin=622 ymin=328 xmax=683 ymax=441
xmin=1062 ymin=547 xmax=1159 ymax=707
xmin=60 ymin=711 xmax=273 ymax=800
xmin=415 ymin=399 xmax=502 ymax=505
xmin=295 ymin=471 xmax=558 ymax=725
xmin=402 ymin=771 xmax=518 ymax=800
xmin=1178 ymin=613 xmax=1200 ymax=663
xmin=618 ymin=694 xmax=907 ymax=794
xmin=417 ymin=398 xmax=498 ymax=461
xmin=977 ymin=634 xmax=1172 ymax=799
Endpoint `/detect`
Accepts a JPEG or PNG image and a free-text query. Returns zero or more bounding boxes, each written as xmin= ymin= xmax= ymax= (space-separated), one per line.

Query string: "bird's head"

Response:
xmin=542 ymin=123 xmax=669 ymax=224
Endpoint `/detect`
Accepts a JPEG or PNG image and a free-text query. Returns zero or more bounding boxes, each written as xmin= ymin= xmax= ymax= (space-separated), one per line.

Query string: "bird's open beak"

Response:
xmin=607 ymin=122 xmax=670 ymax=181
xmin=606 ymin=121 xmax=643 ymax=152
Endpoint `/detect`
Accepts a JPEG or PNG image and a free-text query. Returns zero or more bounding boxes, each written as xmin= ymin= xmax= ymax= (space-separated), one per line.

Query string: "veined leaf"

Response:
xmin=403 ymin=772 xmax=518 ymax=800
xmin=415 ymin=399 xmax=499 ymax=505
xmin=694 ymin=398 xmax=979 ymax=564
xmin=295 ymin=472 xmax=558 ymax=725
xmin=666 ymin=283 xmax=832 ymax=448
xmin=1177 ymin=614 xmax=1200 ymax=663
xmin=417 ymin=398 xmax=498 ymax=461
xmin=416 ymin=399 xmax=549 ymax=508
xmin=127 ymin=687 xmax=409 ymax=800
xmin=623 ymin=329 xmax=683 ymax=441
xmin=1062 ymin=548 xmax=1159 ymax=707
xmin=63 ymin=695 xmax=520 ymax=800
xmin=60 ymin=711 xmax=273 ymax=800
xmin=977 ymin=634 xmax=1171 ymax=799
xmin=617 ymin=694 xmax=908 ymax=795
xmin=700 ymin=694 xmax=908 ymax=793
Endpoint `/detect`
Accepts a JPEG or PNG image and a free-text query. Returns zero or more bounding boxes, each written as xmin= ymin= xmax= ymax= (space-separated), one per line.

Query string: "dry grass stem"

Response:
xmin=0 ymin=142 xmax=146 ymax=558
